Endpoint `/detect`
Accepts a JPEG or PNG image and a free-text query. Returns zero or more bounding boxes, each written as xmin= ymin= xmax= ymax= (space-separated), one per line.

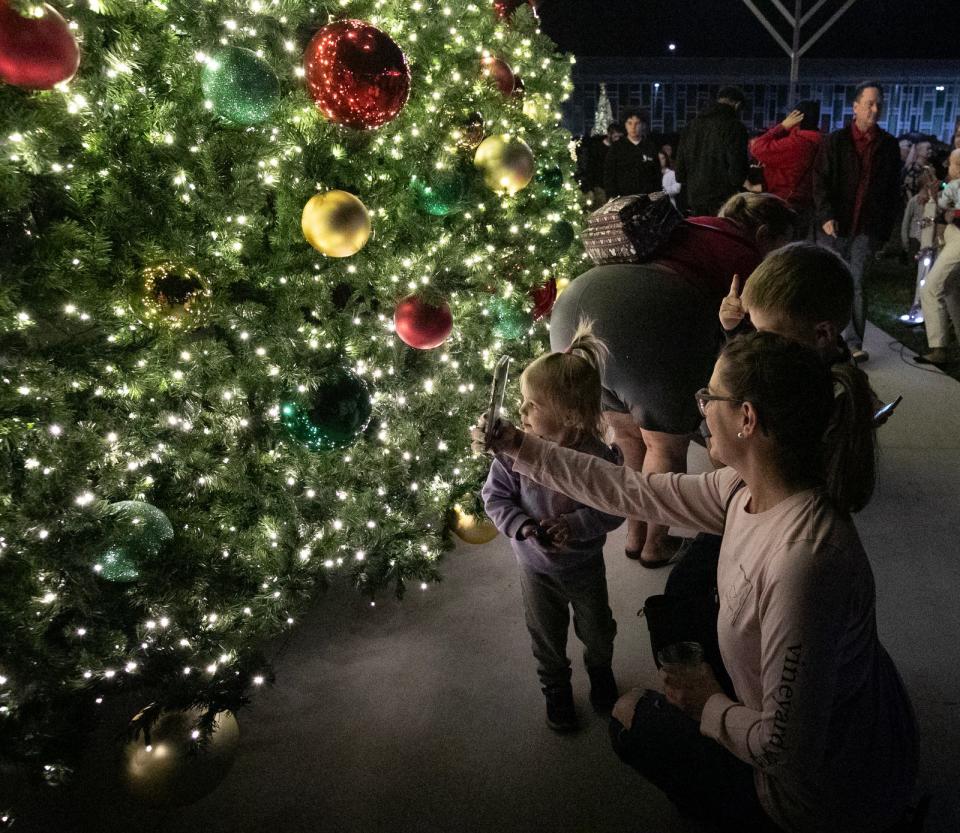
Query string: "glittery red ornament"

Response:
xmin=394 ymin=295 xmax=453 ymax=350
xmin=0 ymin=0 xmax=79 ymax=90
xmin=304 ymin=19 xmax=410 ymax=130
xmin=531 ymin=279 xmax=557 ymax=321
xmin=480 ymin=55 xmax=514 ymax=96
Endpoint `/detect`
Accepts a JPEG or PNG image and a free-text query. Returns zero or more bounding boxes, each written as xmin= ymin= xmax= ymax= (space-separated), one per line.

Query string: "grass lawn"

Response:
xmin=866 ymin=254 xmax=960 ymax=383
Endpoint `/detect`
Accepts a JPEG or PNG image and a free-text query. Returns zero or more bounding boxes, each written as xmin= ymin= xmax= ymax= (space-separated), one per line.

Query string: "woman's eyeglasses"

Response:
xmin=694 ymin=388 xmax=742 ymax=417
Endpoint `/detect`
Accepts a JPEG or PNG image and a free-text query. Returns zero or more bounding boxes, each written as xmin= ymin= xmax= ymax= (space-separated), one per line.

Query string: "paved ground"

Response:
xmin=8 ymin=323 xmax=960 ymax=833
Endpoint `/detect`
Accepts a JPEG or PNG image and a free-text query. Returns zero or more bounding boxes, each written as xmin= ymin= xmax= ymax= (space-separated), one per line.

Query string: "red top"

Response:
xmin=850 ymin=121 xmax=877 ymax=235
xmin=657 ymin=217 xmax=764 ymax=302
xmin=749 ymin=125 xmax=823 ymax=209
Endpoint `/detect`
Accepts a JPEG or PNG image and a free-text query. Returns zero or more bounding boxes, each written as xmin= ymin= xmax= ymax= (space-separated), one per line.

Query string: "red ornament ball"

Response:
xmin=394 ymin=295 xmax=453 ymax=350
xmin=480 ymin=55 xmax=514 ymax=96
xmin=0 ymin=0 xmax=79 ymax=90
xmin=304 ymin=19 xmax=410 ymax=130
xmin=531 ymin=279 xmax=557 ymax=321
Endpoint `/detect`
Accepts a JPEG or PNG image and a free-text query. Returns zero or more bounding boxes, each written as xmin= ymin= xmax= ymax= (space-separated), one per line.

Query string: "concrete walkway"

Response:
xmin=10 ymin=322 xmax=960 ymax=833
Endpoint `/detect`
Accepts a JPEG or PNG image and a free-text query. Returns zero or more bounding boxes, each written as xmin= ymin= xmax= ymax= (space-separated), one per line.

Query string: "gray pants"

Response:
xmin=518 ymin=561 xmax=617 ymax=690
xmin=818 ymin=231 xmax=877 ymax=350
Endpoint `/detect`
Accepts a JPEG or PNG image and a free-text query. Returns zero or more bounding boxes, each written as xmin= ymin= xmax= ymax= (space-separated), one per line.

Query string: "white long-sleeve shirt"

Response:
xmin=512 ymin=433 xmax=918 ymax=833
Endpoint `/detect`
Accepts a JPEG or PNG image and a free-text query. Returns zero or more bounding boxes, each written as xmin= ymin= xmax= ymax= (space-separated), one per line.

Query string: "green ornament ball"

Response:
xmin=281 ymin=369 xmax=372 ymax=451
xmin=201 ymin=47 xmax=280 ymax=126
xmin=490 ymin=297 xmax=528 ymax=341
xmin=550 ymin=219 xmax=576 ymax=251
xmin=538 ymin=166 xmax=564 ymax=192
xmin=99 ymin=549 xmax=140 ymax=583
xmin=411 ymin=168 xmax=468 ymax=217
xmin=98 ymin=501 xmax=174 ymax=581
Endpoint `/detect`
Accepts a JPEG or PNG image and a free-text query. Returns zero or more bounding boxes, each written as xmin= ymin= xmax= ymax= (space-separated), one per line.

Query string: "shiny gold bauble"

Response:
xmin=301 ymin=190 xmax=372 ymax=257
xmin=121 ymin=706 xmax=240 ymax=807
xmin=473 ymin=134 xmax=535 ymax=195
xmin=141 ymin=263 xmax=212 ymax=328
xmin=450 ymin=503 xmax=498 ymax=545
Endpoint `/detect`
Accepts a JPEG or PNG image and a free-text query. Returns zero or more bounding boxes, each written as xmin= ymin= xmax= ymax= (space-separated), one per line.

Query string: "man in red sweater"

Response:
xmin=813 ymin=82 xmax=902 ymax=363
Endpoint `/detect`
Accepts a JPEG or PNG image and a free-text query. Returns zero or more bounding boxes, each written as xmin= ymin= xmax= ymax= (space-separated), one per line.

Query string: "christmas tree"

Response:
xmin=0 ymin=0 xmax=581 ymax=790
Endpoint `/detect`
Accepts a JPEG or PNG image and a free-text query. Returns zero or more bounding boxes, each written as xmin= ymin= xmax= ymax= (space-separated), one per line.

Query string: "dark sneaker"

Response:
xmin=543 ymin=684 xmax=578 ymax=732
xmin=587 ymin=666 xmax=619 ymax=713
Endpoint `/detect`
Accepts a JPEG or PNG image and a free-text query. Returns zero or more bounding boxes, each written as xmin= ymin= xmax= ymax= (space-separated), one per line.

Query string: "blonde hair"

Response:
xmin=717 ymin=192 xmax=797 ymax=241
xmin=521 ymin=319 xmax=608 ymax=441
xmin=742 ymin=241 xmax=853 ymax=329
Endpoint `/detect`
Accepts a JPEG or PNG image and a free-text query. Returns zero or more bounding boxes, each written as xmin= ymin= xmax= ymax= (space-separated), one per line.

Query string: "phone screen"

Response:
xmin=486 ymin=357 xmax=511 ymax=442
xmin=874 ymin=394 xmax=903 ymax=423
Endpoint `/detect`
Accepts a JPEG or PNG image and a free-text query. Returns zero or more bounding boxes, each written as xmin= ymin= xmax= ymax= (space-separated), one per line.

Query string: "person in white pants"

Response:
xmin=918 ymin=149 xmax=960 ymax=364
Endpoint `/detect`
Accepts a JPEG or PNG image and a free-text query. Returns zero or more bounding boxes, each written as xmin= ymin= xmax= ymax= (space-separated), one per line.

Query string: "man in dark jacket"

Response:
xmin=603 ymin=110 xmax=660 ymax=199
xmin=674 ymin=87 xmax=749 ymax=216
xmin=813 ymin=81 xmax=902 ymax=362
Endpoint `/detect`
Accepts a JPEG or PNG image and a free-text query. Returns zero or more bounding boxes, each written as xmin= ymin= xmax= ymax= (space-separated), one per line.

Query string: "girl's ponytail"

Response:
xmin=565 ymin=318 xmax=609 ymax=376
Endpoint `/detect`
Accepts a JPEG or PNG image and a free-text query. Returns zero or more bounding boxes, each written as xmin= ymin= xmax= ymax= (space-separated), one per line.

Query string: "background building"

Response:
xmin=566 ymin=57 xmax=960 ymax=141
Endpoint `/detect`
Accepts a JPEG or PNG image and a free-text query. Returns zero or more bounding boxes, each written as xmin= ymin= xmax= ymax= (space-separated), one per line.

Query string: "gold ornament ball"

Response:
xmin=450 ymin=504 xmax=499 ymax=545
xmin=142 ymin=263 xmax=211 ymax=328
xmin=473 ymin=134 xmax=535 ymax=195
xmin=121 ymin=707 xmax=240 ymax=807
xmin=301 ymin=190 xmax=372 ymax=258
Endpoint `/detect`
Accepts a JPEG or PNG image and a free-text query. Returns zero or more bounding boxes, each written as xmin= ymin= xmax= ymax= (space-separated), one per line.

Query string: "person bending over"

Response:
xmin=549 ymin=192 xmax=796 ymax=567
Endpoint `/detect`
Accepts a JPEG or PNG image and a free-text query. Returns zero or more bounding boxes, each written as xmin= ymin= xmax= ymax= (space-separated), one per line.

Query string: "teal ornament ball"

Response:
xmin=99 ymin=501 xmax=174 ymax=581
xmin=490 ymin=297 xmax=528 ymax=341
xmin=538 ymin=166 xmax=564 ymax=192
xmin=281 ymin=369 xmax=372 ymax=451
xmin=550 ymin=220 xmax=576 ymax=251
xmin=411 ymin=168 xmax=468 ymax=217
xmin=201 ymin=47 xmax=280 ymax=126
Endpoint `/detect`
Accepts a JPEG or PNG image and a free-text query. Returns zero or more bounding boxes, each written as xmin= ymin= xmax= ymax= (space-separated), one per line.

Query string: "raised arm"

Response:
xmin=511 ymin=432 xmax=734 ymax=534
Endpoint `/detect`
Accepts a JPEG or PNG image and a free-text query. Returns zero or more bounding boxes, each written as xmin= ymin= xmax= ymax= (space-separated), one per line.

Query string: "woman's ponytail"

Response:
xmin=823 ymin=363 xmax=877 ymax=513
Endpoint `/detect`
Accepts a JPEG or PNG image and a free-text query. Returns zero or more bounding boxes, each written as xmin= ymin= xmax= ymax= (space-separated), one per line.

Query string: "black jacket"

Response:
xmin=675 ymin=103 xmax=748 ymax=215
xmin=812 ymin=125 xmax=902 ymax=241
xmin=602 ymin=137 xmax=661 ymax=199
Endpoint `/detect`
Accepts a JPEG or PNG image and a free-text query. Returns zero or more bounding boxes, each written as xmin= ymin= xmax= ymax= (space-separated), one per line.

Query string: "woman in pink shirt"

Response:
xmin=474 ymin=332 xmax=917 ymax=833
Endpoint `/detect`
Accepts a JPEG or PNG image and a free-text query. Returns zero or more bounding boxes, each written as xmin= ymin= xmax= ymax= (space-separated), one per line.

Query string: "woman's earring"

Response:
xmin=737 ymin=431 xmax=744 ymax=439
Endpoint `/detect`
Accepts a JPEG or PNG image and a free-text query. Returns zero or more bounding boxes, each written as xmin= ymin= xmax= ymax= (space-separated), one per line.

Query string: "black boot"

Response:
xmin=587 ymin=666 xmax=619 ymax=713
xmin=543 ymin=683 xmax=578 ymax=732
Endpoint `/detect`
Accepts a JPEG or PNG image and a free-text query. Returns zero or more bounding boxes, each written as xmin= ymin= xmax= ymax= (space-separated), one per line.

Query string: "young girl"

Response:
xmin=480 ymin=322 xmax=623 ymax=732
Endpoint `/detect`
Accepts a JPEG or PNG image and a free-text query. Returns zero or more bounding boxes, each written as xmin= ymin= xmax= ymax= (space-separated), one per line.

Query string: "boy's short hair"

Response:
xmin=619 ymin=109 xmax=647 ymax=125
xmin=742 ymin=242 xmax=853 ymax=329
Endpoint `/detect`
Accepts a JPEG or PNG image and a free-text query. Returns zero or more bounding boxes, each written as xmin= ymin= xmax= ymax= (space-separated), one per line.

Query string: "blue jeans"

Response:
xmin=818 ymin=231 xmax=877 ymax=350
xmin=518 ymin=560 xmax=616 ymax=690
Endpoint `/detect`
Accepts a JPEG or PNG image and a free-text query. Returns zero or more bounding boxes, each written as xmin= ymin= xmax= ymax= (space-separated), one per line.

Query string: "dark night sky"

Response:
xmin=537 ymin=0 xmax=958 ymax=59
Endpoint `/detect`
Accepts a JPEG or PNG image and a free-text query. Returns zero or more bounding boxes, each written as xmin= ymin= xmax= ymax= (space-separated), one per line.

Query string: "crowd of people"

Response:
xmin=471 ymin=82 xmax=943 ymax=832
xmin=578 ymin=83 xmax=960 ymax=365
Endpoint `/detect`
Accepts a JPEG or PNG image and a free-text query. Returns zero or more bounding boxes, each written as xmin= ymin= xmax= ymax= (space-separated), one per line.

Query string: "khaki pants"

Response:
xmin=920 ymin=223 xmax=960 ymax=348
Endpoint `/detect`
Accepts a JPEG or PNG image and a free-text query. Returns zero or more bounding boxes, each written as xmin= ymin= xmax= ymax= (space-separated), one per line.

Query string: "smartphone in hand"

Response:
xmin=874 ymin=395 xmax=903 ymax=425
xmin=485 ymin=356 xmax=511 ymax=444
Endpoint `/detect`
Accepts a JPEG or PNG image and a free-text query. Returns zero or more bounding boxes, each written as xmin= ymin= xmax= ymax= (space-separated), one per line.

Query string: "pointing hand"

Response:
xmin=719 ymin=274 xmax=746 ymax=332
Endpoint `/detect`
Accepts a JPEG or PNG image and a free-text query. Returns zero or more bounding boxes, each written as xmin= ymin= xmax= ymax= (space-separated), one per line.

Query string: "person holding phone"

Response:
xmin=473 ymin=332 xmax=917 ymax=833
xmin=480 ymin=322 xmax=624 ymax=732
